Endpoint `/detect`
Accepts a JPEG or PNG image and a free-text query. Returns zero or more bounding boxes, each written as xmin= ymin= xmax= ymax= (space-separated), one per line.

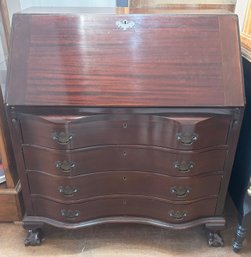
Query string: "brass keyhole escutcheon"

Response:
xmin=116 ymin=19 xmax=135 ymax=30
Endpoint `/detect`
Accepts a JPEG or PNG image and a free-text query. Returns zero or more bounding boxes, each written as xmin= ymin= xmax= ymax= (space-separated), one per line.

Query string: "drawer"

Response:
xmin=28 ymin=171 xmax=221 ymax=202
xmin=31 ymin=196 xmax=217 ymax=224
xmin=23 ymin=145 xmax=226 ymax=176
xmin=19 ymin=114 xmax=231 ymax=150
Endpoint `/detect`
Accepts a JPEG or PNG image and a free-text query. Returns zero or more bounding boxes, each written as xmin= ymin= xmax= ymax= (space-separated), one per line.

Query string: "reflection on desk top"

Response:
xmin=6 ymin=10 xmax=244 ymax=107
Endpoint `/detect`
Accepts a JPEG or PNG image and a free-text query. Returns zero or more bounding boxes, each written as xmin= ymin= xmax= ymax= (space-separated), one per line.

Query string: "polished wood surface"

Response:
xmin=28 ymin=171 xmax=221 ymax=202
xmin=6 ymin=9 xmax=244 ymax=107
xmin=31 ymin=196 xmax=217 ymax=224
xmin=23 ymin=145 xmax=227 ymax=177
xmin=19 ymin=114 xmax=231 ymax=150
xmin=0 ymin=190 xmax=22 ymax=221
xmin=5 ymin=9 xmax=244 ymax=245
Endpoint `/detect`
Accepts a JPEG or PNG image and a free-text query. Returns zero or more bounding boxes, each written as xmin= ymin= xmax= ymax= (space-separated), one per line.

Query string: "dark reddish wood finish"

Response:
xmin=27 ymin=171 xmax=221 ymax=202
xmin=4 ymin=9 xmax=245 ymax=246
xmin=19 ymin=114 xmax=231 ymax=150
xmin=31 ymin=196 xmax=217 ymax=224
xmin=23 ymin=145 xmax=227 ymax=177
xmin=6 ymin=10 xmax=244 ymax=107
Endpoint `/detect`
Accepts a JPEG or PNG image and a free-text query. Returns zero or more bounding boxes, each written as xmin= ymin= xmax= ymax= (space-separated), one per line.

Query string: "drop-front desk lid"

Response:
xmin=6 ymin=8 xmax=244 ymax=107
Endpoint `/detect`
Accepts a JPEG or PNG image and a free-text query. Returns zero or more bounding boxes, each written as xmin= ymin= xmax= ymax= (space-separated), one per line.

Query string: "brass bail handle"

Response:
xmin=176 ymin=133 xmax=198 ymax=145
xmin=52 ymin=131 xmax=73 ymax=145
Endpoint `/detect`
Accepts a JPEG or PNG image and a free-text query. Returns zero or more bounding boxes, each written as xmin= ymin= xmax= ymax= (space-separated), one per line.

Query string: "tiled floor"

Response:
xmin=0 ymin=197 xmax=250 ymax=257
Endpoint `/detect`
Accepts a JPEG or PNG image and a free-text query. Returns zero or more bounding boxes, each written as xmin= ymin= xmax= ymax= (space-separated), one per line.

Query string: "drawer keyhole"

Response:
xmin=122 ymin=122 xmax=128 ymax=128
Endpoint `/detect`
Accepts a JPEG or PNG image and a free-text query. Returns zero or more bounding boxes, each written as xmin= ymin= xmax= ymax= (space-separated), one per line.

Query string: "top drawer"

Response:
xmin=19 ymin=114 xmax=231 ymax=150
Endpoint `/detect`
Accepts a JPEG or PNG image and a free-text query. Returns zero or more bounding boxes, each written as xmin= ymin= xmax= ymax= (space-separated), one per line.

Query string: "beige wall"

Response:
xmin=129 ymin=0 xmax=236 ymax=11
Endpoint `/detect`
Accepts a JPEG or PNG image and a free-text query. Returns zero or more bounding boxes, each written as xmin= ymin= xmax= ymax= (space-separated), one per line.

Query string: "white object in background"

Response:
xmin=19 ymin=0 xmax=116 ymax=9
xmin=6 ymin=0 xmax=21 ymax=21
xmin=235 ymin=0 xmax=249 ymax=31
xmin=0 ymin=168 xmax=6 ymax=184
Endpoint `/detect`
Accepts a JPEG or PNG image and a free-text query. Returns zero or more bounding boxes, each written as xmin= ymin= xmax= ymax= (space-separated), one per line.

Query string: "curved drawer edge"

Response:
xmin=23 ymin=215 xmax=226 ymax=230
xmin=29 ymin=194 xmax=219 ymax=205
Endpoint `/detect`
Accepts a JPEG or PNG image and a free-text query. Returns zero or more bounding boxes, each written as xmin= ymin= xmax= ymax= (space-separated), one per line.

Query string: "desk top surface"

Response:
xmin=6 ymin=9 xmax=244 ymax=107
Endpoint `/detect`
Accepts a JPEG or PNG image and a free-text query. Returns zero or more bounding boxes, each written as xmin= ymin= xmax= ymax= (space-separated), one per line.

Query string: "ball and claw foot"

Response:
xmin=232 ymin=225 xmax=247 ymax=253
xmin=24 ymin=229 xmax=43 ymax=246
xmin=208 ymin=232 xmax=224 ymax=247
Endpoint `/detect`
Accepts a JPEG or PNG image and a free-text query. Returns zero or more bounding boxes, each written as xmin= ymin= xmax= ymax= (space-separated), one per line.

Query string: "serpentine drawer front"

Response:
xmin=27 ymin=171 xmax=222 ymax=202
xmin=5 ymin=8 xmax=244 ymax=246
xmin=19 ymin=114 xmax=231 ymax=150
xmin=23 ymin=145 xmax=227 ymax=176
xmin=31 ymin=196 xmax=218 ymax=224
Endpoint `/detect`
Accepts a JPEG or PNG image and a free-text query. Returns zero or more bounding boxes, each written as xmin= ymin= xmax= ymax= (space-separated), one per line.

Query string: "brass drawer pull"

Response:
xmin=61 ymin=209 xmax=80 ymax=220
xmin=58 ymin=186 xmax=78 ymax=197
xmin=55 ymin=161 xmax=76 ymax=172
xmin=174 ymin=161 xmax=194 ymax=173
xmin=52 ymin=132 xmax=73 ymax=145
xmin=171 ymin=186 xmax=191 ymax=198
xmin=168 ymin=210 xmax=187 ymax=221
xmin=176 ymin=133 xmax=198 ymax=145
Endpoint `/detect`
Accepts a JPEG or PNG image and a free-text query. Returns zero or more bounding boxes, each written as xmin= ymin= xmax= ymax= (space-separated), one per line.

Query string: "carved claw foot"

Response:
xmin=208 ymin=232 xmax=224 ymax=247
xmin=232 ymin=225 xmax=247 ymax=253
xmin=24 ymin=229 xmax=43 ymax=246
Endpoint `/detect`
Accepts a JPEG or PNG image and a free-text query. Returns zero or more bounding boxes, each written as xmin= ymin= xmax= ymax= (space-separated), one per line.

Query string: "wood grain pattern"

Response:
xmin=31 ymin=196 xmax=217 ymax=224
xmin=129 ymin=1 xmax=235 ymax=11
xmin=27 ymin=171 xmax=221 ymax=202
xmin=23 ymin=215 xmax=225 ymax=230
xmin=23 ymin=145 xmax=227 ymax=177
xmin=6 ymin=10 xmax=244 ymax=107
xmin=5 ymin=9 xmax=244 ymax=237
xmin=19 ymin=114 xmax=231 ymax=150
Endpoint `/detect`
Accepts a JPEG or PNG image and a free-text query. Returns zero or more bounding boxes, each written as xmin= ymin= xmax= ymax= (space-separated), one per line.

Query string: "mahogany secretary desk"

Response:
xmin=5 ymin=8 xmax=244 ymax=246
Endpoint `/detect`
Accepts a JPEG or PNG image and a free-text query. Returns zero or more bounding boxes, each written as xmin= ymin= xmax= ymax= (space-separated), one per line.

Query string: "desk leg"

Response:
xmin=232 ymin=224 xmax=247 ymax=252
xmin=24 ymin=228 xmax=43 ymax=246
